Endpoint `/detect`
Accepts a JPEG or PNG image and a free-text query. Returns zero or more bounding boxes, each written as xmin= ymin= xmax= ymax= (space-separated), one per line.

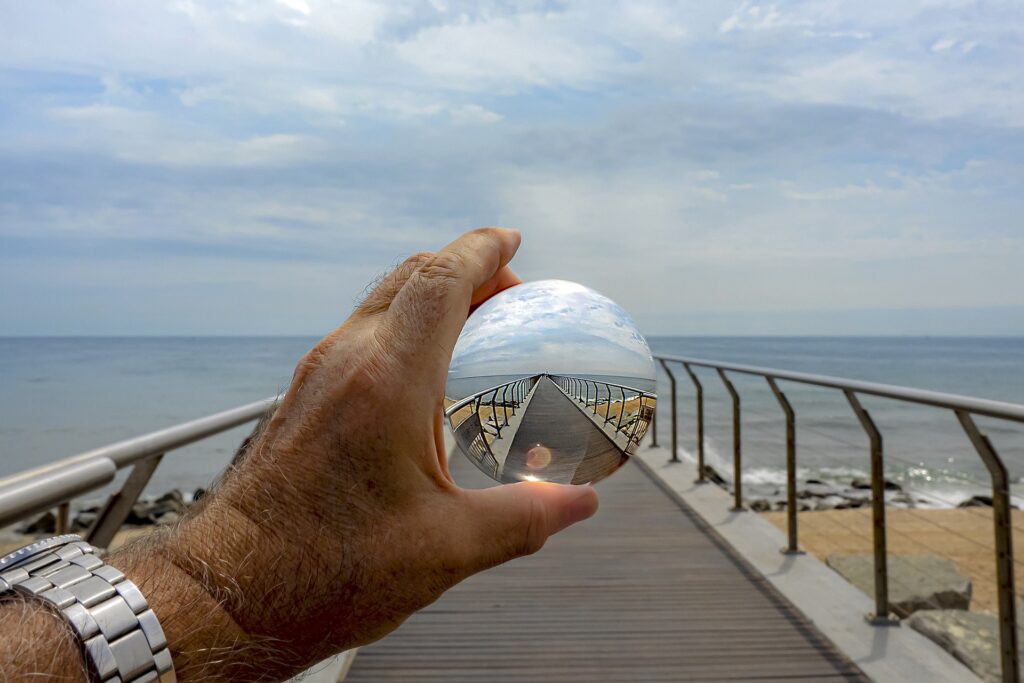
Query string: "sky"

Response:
xmin=448 ymin=279 xmax=655 ymax=381
xmin=1 ymin=1 xmax=1023 ymax=336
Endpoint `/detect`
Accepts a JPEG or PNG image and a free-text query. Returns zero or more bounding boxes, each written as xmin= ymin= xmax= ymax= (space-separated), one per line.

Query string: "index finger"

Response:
xmin=386 ymin=227 xmax=521 ymax=360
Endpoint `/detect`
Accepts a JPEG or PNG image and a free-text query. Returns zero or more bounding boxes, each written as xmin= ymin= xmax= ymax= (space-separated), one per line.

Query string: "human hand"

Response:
xmin=112 ymin=228 xmax=599 ymax=681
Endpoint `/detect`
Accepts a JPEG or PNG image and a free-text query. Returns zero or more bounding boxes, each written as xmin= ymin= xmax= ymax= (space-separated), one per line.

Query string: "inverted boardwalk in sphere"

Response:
xmin=501 ymin=377 xmax=625 ymax=484
xmin=346 ymin=447 xmax=865 ymax=682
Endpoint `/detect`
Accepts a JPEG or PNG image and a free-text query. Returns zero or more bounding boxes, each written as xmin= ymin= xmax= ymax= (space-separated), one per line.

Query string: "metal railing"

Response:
xmin=0 ymin=395 xmax=282 ymax=548
xmin=444 ymin=376 xmax=540 ymax=476
xmin=551 ymin=375 xmax=656 ymax=453
xmin=653 ymin=353 xmax=1024 ymax=683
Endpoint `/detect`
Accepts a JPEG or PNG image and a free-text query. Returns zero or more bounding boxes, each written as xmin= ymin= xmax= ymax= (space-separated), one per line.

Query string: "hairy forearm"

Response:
xmin=0 ymin=523 xmax=291 ymax=683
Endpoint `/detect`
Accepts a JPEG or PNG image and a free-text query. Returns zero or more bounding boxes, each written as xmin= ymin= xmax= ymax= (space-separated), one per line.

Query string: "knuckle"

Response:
xmin=403 ymin=251 xmax=434 ymax=269
xmin=418 ymin=251 xmax=466 ymax=284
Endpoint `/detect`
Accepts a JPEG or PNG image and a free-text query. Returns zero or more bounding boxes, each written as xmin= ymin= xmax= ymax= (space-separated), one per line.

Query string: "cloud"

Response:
xmin=1 ymin=0 xmax=1023 ymax=335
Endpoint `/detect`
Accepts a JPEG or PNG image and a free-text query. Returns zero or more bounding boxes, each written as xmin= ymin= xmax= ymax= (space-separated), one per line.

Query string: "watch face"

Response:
xmin=0 ymin=534 xmax=82 ymax=572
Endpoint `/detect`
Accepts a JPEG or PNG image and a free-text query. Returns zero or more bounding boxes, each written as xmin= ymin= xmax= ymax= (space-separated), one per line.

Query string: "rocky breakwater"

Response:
xmin=709 ymin=467 xmax=930 ymax=513
xmin=17 ymin=487 xmax=206 ymax=536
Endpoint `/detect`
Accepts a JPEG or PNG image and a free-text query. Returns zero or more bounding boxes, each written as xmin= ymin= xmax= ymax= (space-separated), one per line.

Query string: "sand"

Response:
xmin=762 ymin=507 xmax=1024 ymax=614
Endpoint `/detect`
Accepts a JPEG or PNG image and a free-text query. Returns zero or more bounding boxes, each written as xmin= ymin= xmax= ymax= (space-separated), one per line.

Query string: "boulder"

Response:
xmin=826 ymin=554 xmax=971 ymax=616
xmin=749 ymin=499 xmax=772 ymax=512
xmin=850 ymin=477 xmax=902 ymax=492
xmin=907 ymin=609 xmax=1005 ymax=683
xmin=959 ymin=495 xmax=994 ymax=508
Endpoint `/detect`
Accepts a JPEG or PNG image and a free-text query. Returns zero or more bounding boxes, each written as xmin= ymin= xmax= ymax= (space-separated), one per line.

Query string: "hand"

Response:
xmin=111 ymin=228 xmax=599 ymax=681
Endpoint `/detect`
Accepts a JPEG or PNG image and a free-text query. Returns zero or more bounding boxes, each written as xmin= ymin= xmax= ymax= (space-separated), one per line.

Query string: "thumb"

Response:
xmin=461 ymin=482 xmax=599 ymax=573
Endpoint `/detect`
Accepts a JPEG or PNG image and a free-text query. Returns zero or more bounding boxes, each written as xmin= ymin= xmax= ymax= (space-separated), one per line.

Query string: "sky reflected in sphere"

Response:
xmin=445 ymin=280 xmax=656 ymax=485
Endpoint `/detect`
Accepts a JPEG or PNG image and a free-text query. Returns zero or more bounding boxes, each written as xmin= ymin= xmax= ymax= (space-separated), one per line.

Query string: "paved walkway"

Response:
xmin=346 ymin=446 xmax=865 ymax=682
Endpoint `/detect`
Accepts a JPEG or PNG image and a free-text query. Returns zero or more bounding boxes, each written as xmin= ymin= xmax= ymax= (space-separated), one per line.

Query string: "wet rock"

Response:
xmin=826 ymin=554 xmax=971 ymax=616
xmin=815 ymin=495 xmax=849 ymax=511
xmin=749 ymin=499 xmax=772 ymax=512
xmin=958 ymin=495 xmax=994 ymax=508
xmin=850 ymin=477 xmax=902 ymax=492
xmin=799 ymin=482 xmax=839 ymax=499
xmin=192 ymin=487 xmax=207 ymax=503
xmin=702 ymin=466 xmax=728 ymax=487
xmin=907 ymin=609 xmax=1008 ymax=683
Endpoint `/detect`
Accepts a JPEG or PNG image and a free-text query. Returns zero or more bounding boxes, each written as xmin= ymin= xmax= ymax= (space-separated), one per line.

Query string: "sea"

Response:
xmin=1 ymin=337 xmax=1022 ymax=508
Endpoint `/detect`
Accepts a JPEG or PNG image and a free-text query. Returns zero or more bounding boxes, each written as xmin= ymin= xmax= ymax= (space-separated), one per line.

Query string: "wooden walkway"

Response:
xmin=346 ymin=450 xmax=865 ymax=682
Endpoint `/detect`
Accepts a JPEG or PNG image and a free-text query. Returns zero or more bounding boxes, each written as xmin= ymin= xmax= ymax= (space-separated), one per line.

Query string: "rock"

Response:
xmin=701 ymin=466 xmax=728 ymax=487
xmin=799 ymin=482 xmax=839 ymax=499
xmin=749 ymin=499 xmax=772 ymax=512
xmin=156 ymin=511 xmax=181 ymax=525
xmin=826 ymin=554 xmax=971 ymax=616
xmin=193 ymin=487 xmax=207 ymax=503
xmin=805 ymin=478 xmax=827 ymax=486
xmin=850 ymin=477 xmax=902 ymax=492
xmin=907 ymin=609 xmax=1006 ymax=683
xmin=815 ymin=495 xmax=848 ymax=511
xmin=150 ymin=489 xmax=186 ymax=517
xmin=959 ymin=495 xmax=994 ymax=508
xmin=71 ymin=511 xmax=97 ymax=532
xmin=17 ymin=511 xmax=56 ymax=534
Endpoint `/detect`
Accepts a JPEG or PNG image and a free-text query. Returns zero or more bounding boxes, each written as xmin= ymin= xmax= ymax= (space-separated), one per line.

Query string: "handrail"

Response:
xmin=444 ymin=376 xmax=537 ymax=416
xmin=550 ymin=374 xmax=656 ymax=453
xmin=0 ymin=395 xmax=283 ymax=533
xmin=654 ymin=352 xmax=1023 ymax=683
xmin=657 ymin=354 xmax=1024 ymax=423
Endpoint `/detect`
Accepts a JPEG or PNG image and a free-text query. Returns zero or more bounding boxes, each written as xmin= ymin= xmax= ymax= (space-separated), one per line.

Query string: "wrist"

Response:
xmin=108 ymin=519 xmax=291 ymax=682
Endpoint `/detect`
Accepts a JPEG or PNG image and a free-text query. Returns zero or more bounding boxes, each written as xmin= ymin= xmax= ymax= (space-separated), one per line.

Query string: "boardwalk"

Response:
xmin=346 ymin=447 xmax=865 ymax=682
xmin=500 ymin=377 xmax=625 ymax=484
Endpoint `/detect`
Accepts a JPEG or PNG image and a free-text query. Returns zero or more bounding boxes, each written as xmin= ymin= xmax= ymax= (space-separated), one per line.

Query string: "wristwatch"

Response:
xmin=0 ymin=534 xmax=176 ymax=682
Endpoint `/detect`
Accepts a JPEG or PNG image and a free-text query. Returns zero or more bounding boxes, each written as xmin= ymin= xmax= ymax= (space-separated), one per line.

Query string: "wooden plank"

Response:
xmin=346 ymin=450 xmax=865 ymax=682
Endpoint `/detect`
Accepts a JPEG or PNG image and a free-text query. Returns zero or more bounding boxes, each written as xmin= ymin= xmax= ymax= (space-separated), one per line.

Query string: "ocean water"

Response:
xmin=648 ymin=337 xmax=1024 ymax=506
xmin=1 ymin=337 xmax=1022 ymax=507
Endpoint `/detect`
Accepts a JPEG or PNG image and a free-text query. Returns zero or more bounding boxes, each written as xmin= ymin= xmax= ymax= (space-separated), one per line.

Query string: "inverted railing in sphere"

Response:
xmin=550 ymin=375 xmax=656 ymax=453
xmin=444 ymin=376 xmax=540 ymax=477
xmin=653 ymin=353 xmax=1024 ymax=683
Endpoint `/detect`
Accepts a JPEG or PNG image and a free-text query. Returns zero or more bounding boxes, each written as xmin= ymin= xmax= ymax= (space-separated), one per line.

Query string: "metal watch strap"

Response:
xmin=0 ymin=538 xmax=175 ymax=683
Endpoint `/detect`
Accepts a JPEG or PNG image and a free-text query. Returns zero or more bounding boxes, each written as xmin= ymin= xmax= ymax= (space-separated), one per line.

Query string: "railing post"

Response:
xmin=658 ymin=359 xmax=679 ymax=463
xmin=86 ymin=453 xmax=165 ymax=549
xmin=767 ymin=377 xmax=802 ymax=555
xmin=844 ymin=391 xmax=895 ymax=624
xmin=55 ymin=501 xmax=70 ymax=534
xmin=683 ymin=363 xmax=705 ymax=483
xmin=717 ymin=369 xmax=743 ymax=511
xmin=649 ymin=395 xmax=659 ymax=448
xmin=956 ymin=410 xmax=1019 ymax=683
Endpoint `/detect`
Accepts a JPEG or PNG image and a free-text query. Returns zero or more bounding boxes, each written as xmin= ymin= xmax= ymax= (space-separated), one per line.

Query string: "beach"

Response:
xmin=762 ymin=507 xmax=1020 ymax=614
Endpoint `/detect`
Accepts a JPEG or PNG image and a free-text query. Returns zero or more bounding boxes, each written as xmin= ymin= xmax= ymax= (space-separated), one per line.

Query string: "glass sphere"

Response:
xmin=445 ymin=280 xmax=656 ymax=485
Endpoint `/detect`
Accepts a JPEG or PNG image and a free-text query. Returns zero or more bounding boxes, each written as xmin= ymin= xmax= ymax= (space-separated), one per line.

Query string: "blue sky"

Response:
xmin=449 ymin=279 xmax=655 ymax=380
xmin=1 ymin=1 xmax=1023 ymax=336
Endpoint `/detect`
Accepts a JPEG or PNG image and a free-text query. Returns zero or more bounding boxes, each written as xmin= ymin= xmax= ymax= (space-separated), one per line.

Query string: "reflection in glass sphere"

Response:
xmin=445 ymin=280 xmax=657 ymax=485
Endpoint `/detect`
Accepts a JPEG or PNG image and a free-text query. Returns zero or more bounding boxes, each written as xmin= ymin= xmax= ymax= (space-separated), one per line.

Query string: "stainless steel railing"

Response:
xmin=550 ymin=375 xmax=656 ymax=453
xmin=653 ymin=353 xmax=1024 ymax=683
xmin=0 ymin=395 xmax=282 ymax=547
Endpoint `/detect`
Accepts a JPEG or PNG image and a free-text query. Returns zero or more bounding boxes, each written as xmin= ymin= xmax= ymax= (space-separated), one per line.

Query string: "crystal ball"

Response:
xmin=445 ymin=279 xmax=656 ymax=485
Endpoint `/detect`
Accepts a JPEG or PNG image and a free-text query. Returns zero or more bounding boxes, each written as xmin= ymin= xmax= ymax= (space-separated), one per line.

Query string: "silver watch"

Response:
xmin=0 ymin=534 xmax=176 ymax=682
